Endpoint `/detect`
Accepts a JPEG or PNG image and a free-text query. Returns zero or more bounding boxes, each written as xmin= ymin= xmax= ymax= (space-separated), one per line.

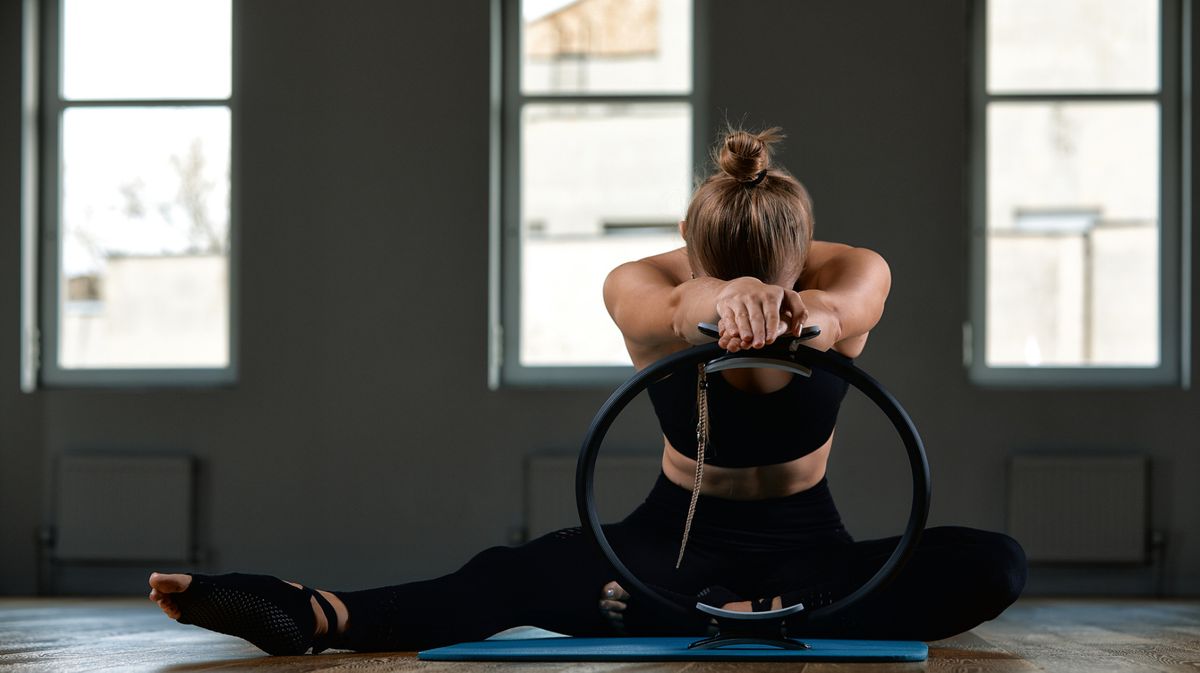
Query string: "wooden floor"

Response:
xmin=1 ymin=598 xmax=1198 ymax=672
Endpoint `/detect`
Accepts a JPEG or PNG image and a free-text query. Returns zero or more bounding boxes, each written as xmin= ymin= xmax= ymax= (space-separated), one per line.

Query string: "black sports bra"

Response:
xmin=646 ymin=349 xmax=852 ymax=468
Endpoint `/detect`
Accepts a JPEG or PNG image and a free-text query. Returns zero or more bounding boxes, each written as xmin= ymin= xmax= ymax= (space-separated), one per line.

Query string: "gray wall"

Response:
xmin=1 ymin=0 xmax=45 ymax=596
xmin=1 ymin=1 xmax=1197 ymax=596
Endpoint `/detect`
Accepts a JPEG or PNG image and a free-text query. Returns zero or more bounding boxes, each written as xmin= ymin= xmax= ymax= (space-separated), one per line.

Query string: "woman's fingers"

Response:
xmin=776 ymin=310 xmax=794 ymax=339
xmin=729 ymin=300 xmax=762 ymax=347
xmin=763 ymin=298 xmax=781 ymax=344
xmin=733 ymin=304 xmax=755 ymax=346
xmin=718 ymin=308 xmax=778 ymax=351
xmin=714 ymin=282 xmax=800 ymax=349
xmin=782 ymin=290 xmax=808 ymax=335
xmin=713 ymin=277 xmax=778 ymax=348
xmin=721 ymin=327 xmax=741 ymax=352
xmin=718 ymin=311 xmax=745 ymax=350
xmin=717 ymin=317 xmax=734 ymax=349
xmin=741 ymin=297 xmax=776 ymax=348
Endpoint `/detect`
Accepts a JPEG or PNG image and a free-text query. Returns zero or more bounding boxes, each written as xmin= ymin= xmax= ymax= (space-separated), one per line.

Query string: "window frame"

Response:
xmin=967 ymin=0 xmax=1190 ymax=387
xmin=489 ymin=0 xmax=706 ymax=389
xmin=28 ymin=0 xmax=240 ymax=388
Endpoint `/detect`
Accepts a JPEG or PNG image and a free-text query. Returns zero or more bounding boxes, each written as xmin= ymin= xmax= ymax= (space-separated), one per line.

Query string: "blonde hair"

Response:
xmin=684 ymin=127 xmax=815 ymax=282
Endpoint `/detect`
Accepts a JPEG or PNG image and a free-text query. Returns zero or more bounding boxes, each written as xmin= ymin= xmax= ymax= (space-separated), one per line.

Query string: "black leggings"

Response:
xmin=335 ymin=473 xmax=1026 ymax=651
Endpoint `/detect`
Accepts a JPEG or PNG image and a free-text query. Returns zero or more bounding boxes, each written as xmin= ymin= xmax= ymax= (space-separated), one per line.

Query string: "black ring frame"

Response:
xmin=575 ymin=339 xmax=931 ymax=630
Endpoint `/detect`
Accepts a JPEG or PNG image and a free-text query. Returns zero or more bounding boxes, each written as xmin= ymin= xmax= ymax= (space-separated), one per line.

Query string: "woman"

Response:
xmin=149 ymin=127 xmax=1026 ymax=655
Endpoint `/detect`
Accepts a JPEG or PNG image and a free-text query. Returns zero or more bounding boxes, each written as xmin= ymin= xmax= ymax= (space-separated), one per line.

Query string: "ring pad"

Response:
xmin=704 ymin=356 xmax=812 ymax=378
xmin=575 ymin=324 xmax=930 ymax=647
xmin=696 ymin=602 xmax=806 ymax=619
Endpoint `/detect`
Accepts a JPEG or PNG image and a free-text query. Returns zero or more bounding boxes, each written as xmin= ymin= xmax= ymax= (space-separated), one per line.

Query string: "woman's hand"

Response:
xmin=714 ymin=277 xmax=808 ymax=352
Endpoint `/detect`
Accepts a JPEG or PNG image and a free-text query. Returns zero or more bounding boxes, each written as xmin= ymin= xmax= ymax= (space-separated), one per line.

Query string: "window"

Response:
xmin=30 ymin=0 xmax=235 ymax=387
xmin=968 ymin=0 xmax=1187 ymax=386
xmin=492 ymin=0 xmax=701 ymax=387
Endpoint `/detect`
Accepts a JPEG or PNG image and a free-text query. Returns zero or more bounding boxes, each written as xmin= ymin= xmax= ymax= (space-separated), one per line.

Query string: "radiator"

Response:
xmin=525 ymin=453 xmax=662 ymax=540
xmin=1007 ymin=454 xmax=1148 ymax=564
xmin=54 ymin=454 xmax=195 ymax=562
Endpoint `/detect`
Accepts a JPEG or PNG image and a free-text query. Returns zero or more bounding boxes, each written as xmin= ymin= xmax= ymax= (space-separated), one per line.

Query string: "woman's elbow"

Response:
xmin=844 ymin=247 xmax=891 ymax=334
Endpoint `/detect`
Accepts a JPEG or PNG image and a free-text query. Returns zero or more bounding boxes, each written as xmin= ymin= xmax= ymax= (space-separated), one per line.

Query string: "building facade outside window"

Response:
xmin=969 ymin=0 xmax=1187 ymax=386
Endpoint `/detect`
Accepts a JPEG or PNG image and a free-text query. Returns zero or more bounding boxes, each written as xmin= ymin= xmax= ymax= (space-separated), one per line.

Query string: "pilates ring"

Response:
xmin=575 ymin=323 xmax=930 ymax=640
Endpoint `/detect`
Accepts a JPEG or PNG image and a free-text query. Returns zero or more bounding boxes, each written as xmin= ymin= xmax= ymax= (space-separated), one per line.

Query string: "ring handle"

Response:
xmin=575 ymin=332 xmax=930 ymax=626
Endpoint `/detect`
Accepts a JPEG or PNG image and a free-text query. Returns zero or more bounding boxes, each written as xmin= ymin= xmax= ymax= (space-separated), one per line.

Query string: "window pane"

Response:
xmin=60 ymin=107 xmax=230 ymax=368
xmin=986 ymin=102 xmax=1159 ymax=367
xmin=522 ymin=0 xmax=691 ymax=95
xmin=521 ymin=103 xmax=691 ymax=365
xmin=987 ymin=0 xmax=1158 ymax=93
xmin=62 ymin=0 xmax=232 ymax=100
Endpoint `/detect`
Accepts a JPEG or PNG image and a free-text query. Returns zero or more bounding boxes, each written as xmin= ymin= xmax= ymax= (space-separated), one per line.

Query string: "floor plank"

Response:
xmin=973 ymin=599 xmax=1200 ymax=673
xmin=2 ymin=598 xmax=1199 ymax=672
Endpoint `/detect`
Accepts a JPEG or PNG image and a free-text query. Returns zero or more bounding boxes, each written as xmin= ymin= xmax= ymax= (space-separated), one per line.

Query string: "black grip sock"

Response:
xmin=171 ymin=572 xmax=327 ymax=656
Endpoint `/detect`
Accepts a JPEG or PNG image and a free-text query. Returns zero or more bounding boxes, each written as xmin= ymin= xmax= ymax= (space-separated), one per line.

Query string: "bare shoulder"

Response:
xmin=603 ymin=247 xmax=689 ymax=296
xmin=808 ymin=239 xmax=855 ymax=263
xmin=800 ymin=241 xmax=890 ymax=291
xmin=639 ymin=246 xmax=690 ymax=281
xmin=603 ymin=247 xmax=690 ymax=355
xmin=798 ymin=241 xmax=891 ymax=359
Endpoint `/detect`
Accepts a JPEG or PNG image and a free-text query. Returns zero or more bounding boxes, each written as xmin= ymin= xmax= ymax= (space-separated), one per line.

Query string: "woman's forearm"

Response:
xmin=669 ymin=277 xmax=727 ymax=344
xmin=795 ymin=289 xmax=844 ymax=351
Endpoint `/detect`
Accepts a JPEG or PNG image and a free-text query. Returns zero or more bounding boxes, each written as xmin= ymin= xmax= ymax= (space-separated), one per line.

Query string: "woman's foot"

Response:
xmin=598 ymin=581 xmax=783 ymax=633
xmin=148 ymin=572 xmax=349 ymax=655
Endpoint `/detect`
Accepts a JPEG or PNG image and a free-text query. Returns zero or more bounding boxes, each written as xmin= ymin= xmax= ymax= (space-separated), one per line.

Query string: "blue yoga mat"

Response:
xmin=419 ymin=637 xmax=928 ymax=662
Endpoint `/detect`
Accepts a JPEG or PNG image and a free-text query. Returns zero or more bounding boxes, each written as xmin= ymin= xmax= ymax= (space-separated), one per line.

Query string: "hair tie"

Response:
xmin=746 ymin=170 xmax=768 ymax=187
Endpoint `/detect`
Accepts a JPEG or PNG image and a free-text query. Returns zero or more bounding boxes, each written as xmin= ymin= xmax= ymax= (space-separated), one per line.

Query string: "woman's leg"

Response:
xmin=333 ymin=528 xmax=609 ymax=651
xmin=332 ymin=519 xmax=720 ymax=652
xmin=149 ymin=473 xmax=736 ymax=656
xmin=151 ymin=518 xmax=705 ymax=655
xmin=764 ymin=526 xmax=1027 ymax=642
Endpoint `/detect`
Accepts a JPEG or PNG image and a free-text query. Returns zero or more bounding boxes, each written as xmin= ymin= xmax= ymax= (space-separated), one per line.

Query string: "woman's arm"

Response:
xmin=604 ymin=257 xmax=810 ymax=354
xmin=603 ymin=242 xmax=890 ymax=357
xmin=708 ymin=244 xmax=891 ymax=353
xmin=602 ymin=259 xmax=722 ymax=350
xmin=799 ymin=242 xmax=892 ymax=345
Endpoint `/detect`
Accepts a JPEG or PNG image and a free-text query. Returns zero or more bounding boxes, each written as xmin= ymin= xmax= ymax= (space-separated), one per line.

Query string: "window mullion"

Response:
xmin=38 ymin=0 xmax=64 ymax=389
xmin=58 ymin=98 xmax=231 ymax=108
xmin=520 ymin=94 xmax=693 ymax=105
xmin=985 ymin=93 xmax=1163 ymax=103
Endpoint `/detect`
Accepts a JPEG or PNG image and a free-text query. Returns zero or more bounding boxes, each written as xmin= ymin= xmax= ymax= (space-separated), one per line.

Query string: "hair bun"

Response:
xmin=717 ymin=127 xmax=784 ymax=183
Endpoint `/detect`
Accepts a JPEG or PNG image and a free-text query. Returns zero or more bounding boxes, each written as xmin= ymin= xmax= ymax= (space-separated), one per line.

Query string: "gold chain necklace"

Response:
xmin=676 ymin=361 xmax=711 ymax=569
